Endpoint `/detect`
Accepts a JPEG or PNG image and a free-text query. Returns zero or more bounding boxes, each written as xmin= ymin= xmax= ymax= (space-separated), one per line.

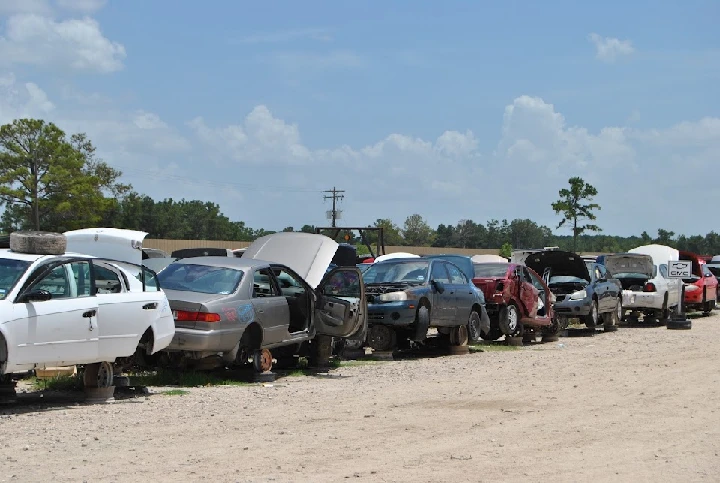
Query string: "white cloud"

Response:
xmin=0 ymin=0 xmax=52 ymax=15
xmin=0 ymin=14 xmax=126 ymax=73
xmin=0 ymin=73 xmax=55 ymax=124
xmin=588 ymin=33 xmax=635 ymax=63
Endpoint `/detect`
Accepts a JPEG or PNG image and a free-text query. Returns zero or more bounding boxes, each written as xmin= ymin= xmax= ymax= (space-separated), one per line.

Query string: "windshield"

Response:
xmin=473 ymin=263 xmax=509 ymax=278
xmin=363 ymin=261 xmax=429 ymax=284
xmin=0 ymin=258 xmax=31 ymax=299
xmin=157 ymin=263 xmax=243 ymax=294
xmin=549 ymin=276 xmax=587 ymax=285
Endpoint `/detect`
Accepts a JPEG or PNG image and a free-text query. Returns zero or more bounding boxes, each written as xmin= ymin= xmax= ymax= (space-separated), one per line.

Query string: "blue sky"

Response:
xmin=0 ymin=0 xmax=718 ymax=237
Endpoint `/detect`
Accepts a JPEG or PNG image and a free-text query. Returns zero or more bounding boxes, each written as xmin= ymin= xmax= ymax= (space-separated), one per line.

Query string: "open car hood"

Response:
xmin=628 ymin=244 xmax=679 ymax=266
xmin=64 ymin=228 xmax=147 ymax=266
xmin=604 ymin=253 xmax=654 ymax=277
xmin=243 ymin=232 xmax=339 ymax=289
xmin=524 ymin=250 xmax=590 ymax=282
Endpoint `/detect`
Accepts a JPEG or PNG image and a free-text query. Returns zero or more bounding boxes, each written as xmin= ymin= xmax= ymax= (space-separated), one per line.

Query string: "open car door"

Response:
xmin=313 ymin=267 xmax=367 ymax=338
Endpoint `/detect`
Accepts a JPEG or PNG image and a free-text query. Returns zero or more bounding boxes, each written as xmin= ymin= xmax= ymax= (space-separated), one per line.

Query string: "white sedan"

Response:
xmin=0 ymin=230 xmax=175 ymax=389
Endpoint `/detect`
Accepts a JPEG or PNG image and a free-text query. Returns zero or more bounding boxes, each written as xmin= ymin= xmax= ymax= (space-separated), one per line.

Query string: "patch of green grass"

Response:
xmin=160 ymin=389 xmax=190 ymax=396
xmin=30 ymin=374 xmax=83 ymax=392
xmin=129 ymin=369 xmax=249 ymax=388
xmin=469 ymin=342 xmax=520 ymax=352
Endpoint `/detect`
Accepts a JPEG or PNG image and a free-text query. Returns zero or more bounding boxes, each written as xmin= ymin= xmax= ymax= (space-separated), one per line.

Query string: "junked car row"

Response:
xmin=0 ymin=228 xmax=714 ymax=395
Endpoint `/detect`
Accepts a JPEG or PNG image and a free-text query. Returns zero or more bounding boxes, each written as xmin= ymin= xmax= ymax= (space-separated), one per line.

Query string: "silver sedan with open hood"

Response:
xmin=158 ymin=233 xmax=367 ymax=372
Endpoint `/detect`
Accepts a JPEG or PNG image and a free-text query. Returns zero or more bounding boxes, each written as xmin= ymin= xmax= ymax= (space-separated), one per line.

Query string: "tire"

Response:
xmin=467 ymin=311 xmax=482 ymax=343
xmin=499 ymin=304 xmax=521 ymax=336
xmin=83 ymin=362 xmax=114 ymax=388
xmin=414 ymin=305 xmax=431 ymax=341
xmin=667 ymin=319 xmax=692 ymax=330
xmin=367 ymin=325 xmax=397 ymax=352
xmin=449 ymin=325 xmax=469 ymax=347
xmin=603 ymin=298 xmax=621 ymax=332
xmin=10 ymin=231 xmax=66 ymax=255
xmin=584 ymin=299 xmax=599 ymax=329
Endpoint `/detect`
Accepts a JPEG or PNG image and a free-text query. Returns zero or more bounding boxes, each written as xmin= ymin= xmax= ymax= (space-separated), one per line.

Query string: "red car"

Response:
xmin=472 ymin=262 xmax=558 ymax=340
xmin=679 ymin=251 xmax=718 ymax=314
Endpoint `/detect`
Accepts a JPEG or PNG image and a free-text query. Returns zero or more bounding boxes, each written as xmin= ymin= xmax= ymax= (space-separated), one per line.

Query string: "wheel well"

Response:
xmin=0 ymin=333 xmax=7 ymax=365
xmin=140 ymin=327 xmax=154 ymax=354
xmin=471 ymin=303 xmax=482 ymax=315
xmin=242 ymin=323 xmax=263 ymax=350
xmin=418 ymin=298 xmax=431 ymax=311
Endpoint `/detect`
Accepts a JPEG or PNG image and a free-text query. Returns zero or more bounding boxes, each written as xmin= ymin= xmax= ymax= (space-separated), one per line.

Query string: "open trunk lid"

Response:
xmin=243 ymin=232 xmax=339 ymax=289
xmin=524 ymin=250 xmax=590 ymax=282
xmin=604 ymin=253 xmax=654 ymax=277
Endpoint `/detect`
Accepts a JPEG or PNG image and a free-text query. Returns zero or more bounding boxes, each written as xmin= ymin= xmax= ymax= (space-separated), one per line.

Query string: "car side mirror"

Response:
xmin=431 ymin=280 xmax=445 ymax=294
xmin=19 ymin=289 xmax=52 ymax=303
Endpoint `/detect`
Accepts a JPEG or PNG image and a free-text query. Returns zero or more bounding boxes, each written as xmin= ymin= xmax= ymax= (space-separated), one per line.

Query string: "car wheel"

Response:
xmin=367 ymin=325 xmax=397 ymax=352
xmin=83 ymin=361 xmax=114 ymax=389
xmin=603 ymin=298 xmax=621 ymax=332
xmin=252 ymin=348 xmax=273 ymax=373
xmin=499 ymin=304 xmax=521 ymax=336
xmin=584 ymin=299 xmax=599 ymax=329
xmin=449 ymin=325 xmax=469 ymax=346
xmin=467 ymin=311 xmax=482 ymax=343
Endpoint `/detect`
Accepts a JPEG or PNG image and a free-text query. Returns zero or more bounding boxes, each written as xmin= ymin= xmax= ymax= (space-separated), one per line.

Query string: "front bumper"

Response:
xmin=553 ymin=298 xmax=592 ymax=317
xmin=166 ymin=326 xmax=245 ymax=353
xmin=367 ymin=301 xmax=417 ymax=327
xmin=622 ymin=290 xmax=664 ymax=311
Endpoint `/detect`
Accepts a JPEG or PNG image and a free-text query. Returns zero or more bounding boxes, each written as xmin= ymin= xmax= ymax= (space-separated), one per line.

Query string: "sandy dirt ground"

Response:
xmin=1 ymin=313 xmax=719 ymax=483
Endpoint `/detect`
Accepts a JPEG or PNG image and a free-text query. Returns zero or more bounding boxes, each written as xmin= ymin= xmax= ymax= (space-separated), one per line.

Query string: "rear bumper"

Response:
xmin=166 ymin=327 xmax=245 ymax=353
xmin=622 ymin=291 xmax=664 ymax=311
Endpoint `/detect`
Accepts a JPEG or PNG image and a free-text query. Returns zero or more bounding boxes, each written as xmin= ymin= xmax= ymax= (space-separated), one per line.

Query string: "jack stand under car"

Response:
xmin=667 ymin=284 xmax=692 ymax=330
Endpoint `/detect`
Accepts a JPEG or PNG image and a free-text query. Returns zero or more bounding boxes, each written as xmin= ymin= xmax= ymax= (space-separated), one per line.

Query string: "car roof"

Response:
xmin=0 ymin=249 xmax=95 ymax=262
xmin=170 ymin=255 xmax=270 ymax=269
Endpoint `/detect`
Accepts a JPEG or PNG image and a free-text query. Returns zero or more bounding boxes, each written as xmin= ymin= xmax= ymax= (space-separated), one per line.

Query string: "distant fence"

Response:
xmin=142 ymin=239 xmax=502 ymax=256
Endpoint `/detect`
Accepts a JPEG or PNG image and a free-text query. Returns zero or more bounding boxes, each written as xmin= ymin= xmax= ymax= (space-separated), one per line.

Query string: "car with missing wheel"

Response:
xmin=157 ymin=232 xmax=367 ymax=373
xmin=525 ymin=250 xmax=622 ymax=331
xmin=362 ymin=257 xmax=490 ymax=352
xmin=0 ymin=229 xmax=175 ymax=390
xmin=471 ymin=262 xmax=559 ymax=340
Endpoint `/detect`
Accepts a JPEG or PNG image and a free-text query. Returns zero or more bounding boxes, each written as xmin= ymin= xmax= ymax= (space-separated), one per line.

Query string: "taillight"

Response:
xmin=174 ymin=310 xmax=221 ymax=322
xmin=644 ymin=282 xmax=656 ymax=292
xmin=495 ymin=281 xmax=505 ymax=292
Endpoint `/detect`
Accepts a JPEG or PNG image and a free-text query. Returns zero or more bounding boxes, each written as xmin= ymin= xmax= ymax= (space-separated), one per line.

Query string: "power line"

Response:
xmin=323 ymin=187 xmax=344 ymax=228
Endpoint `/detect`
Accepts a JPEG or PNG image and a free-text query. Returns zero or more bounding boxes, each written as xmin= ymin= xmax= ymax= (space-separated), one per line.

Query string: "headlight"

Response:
xmin=569 ymin=289 xmax=587 ymax=300
xmin=685 ymin=284 xmax=700 ymax=292
xmin=378 ymin=291 xmax=408 ymax=302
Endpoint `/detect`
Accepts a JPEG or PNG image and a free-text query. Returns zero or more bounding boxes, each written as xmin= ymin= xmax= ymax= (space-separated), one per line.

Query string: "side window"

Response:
xmin=34 ymin=265 xmax=71 ymax=298
xmin=527 ymin=270 xmax=546 ymax=292
xmin=70 ymin=261 xmax=92 ymax=296
xmin=323 ymin=270 xmax=361 ymax=297
xmin=142 ymin=267 xmax=160 ymax=292
xmin=252 ymin=268 xmax=279 ymax=297
xmin=657 ymin=265 xmax=664 ymax=278
xmin=446 ymin=264 xmax=466 ymax=284
xmin=522 ymin=267 xmax=533 ymax=284
xmin=272 ymin=267 xmax=306 ymax=297
xmin=93 ymin=265 xmax=123 ymax=294
xmin=430 ymin=263 xmax=450 ymax=284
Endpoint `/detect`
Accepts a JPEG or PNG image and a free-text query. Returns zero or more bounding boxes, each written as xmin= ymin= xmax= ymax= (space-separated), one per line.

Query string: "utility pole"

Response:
xmin=323 ymin=187 xmax=345 ymax=228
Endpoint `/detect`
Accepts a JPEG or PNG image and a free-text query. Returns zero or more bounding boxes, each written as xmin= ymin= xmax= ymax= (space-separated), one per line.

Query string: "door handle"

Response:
xmin=142 ymin=302 xmax=158 ymax=310
xmin=83 ymin=310 xmax=96 ymax=318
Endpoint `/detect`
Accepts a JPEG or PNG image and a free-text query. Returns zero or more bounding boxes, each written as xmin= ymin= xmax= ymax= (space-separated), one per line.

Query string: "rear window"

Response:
xmin=0 ymin=258 xmax=31 ymax=299
xmin=158 ymin=264 xmax=243 ymax=294
xmin=473 ymin=263 xmax=509 ymax=278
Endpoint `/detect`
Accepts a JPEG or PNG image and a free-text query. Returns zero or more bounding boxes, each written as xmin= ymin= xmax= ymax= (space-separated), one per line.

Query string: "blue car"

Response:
xmin=362 ymin=257 xmax=490 ymax=351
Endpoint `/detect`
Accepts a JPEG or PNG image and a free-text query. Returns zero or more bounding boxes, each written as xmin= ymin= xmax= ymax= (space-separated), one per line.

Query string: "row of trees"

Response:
xmin=1 ymin=118 xmax=719 ymax=256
